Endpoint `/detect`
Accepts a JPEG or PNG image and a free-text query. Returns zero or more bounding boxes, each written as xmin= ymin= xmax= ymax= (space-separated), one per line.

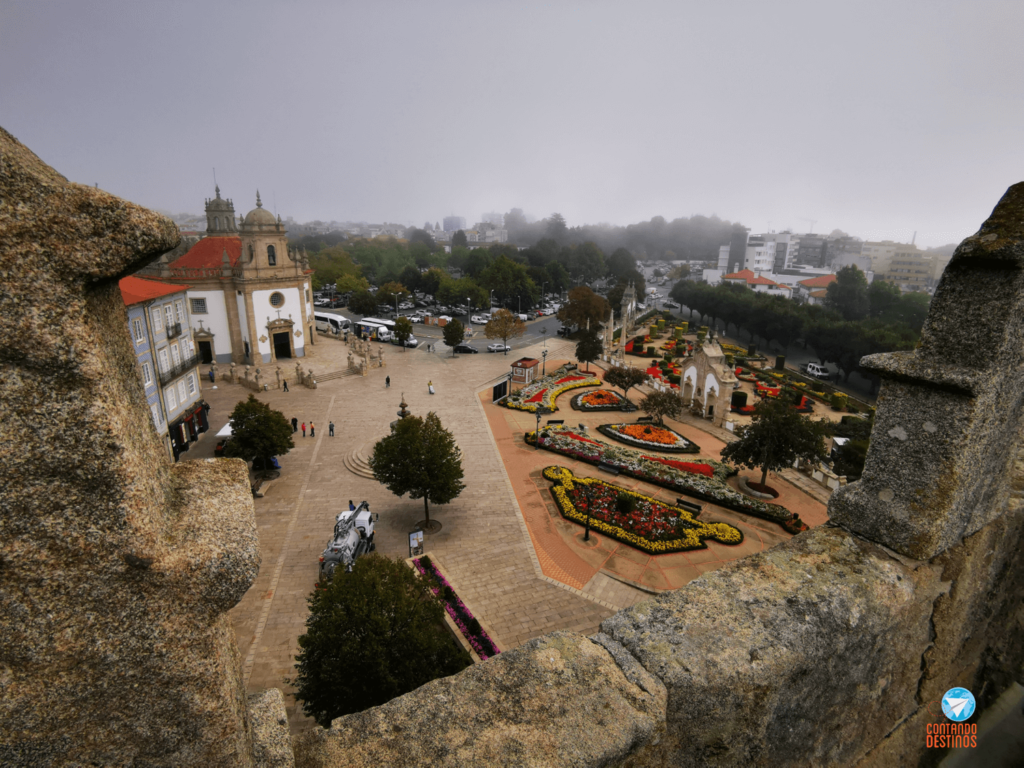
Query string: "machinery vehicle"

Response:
xmin=318 ymin=502 xmax=379 ymax=583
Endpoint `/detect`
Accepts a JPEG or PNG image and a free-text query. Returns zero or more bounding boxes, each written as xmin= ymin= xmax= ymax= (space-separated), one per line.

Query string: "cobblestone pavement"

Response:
xmin=191 ymin=337 xmax=615 ymax=732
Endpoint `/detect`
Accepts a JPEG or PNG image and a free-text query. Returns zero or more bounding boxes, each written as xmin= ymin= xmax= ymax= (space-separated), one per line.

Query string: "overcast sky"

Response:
xmin=3 ymin=1 xmax=1022 ymax=248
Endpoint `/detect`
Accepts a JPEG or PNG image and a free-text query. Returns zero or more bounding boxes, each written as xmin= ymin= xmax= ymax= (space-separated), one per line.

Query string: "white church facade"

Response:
xmin=147 ymin=188 xmax=315 ymax=365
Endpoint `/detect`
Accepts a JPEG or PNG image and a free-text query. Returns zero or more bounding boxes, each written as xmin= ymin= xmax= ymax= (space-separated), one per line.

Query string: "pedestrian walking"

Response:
xmin=428 ymin=380 xmax=435 ymax=395
xmin=329 ymin=421 xmax=335 ymax=437
xmin=291 ymin=417 xmax=298 ymax=433
xmin=301 ymin=422 xmax=306 ymax=437
xmin=310 ymin=422 xmax=315 ymax=437
xmin=283 ymin=379 xmax=289 ymax=392
xmin=386 ymin=375 xmax=391 ymax=388
xmin=208 ymin=369 xmax=215 ymax=383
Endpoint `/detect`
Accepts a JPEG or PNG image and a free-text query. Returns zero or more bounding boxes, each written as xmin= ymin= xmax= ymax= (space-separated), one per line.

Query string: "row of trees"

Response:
xmin=670 ymin=274 xmax=926 ymax=387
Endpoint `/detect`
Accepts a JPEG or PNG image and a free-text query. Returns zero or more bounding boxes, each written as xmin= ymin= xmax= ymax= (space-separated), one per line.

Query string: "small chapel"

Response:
xmin=144 ymin=188 xmax=315 ymax=365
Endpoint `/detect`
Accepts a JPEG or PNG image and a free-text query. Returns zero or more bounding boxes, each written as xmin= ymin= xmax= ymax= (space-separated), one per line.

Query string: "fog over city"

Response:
xmin=2 ymin=0 xmax=1022 ymax=249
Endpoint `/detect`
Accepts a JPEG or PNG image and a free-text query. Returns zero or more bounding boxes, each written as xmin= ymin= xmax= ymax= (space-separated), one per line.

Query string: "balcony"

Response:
xmin=158 ymin=353 xmax=198 ymax=386
xmin=166 ymin=322 xmax=183 ymax=339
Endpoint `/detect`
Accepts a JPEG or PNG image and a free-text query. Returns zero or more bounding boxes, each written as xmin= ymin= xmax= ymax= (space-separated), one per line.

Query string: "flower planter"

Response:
xmin=570 ymin=389 xmax=630 ymax=411
xmin=544 ymin=465 xmax=742 ymax=553
xmin=598 ymin=423 xmax=700 ymax=453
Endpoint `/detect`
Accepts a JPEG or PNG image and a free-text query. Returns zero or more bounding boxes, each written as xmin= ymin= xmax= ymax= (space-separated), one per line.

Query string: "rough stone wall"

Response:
xmin=292 ymin=184 xmax=1024 ymax=767
xmin=0 ymin=128 xmax=266 ymax=766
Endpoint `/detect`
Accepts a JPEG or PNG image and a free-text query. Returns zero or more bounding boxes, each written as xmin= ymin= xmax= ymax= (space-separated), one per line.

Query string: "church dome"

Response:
xmin=242 ymin=191 xmax=277 ymax=226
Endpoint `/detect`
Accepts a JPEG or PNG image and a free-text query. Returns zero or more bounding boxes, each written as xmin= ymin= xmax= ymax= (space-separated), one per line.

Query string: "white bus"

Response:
xmin=314 ymin=311 xmax=350 ymax=336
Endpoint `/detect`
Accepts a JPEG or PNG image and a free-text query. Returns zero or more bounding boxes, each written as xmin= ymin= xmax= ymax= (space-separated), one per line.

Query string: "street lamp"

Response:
xmin=542 ymin=348 xmax=548 ymax=376
xmin=489 ymin=289 xmax=495 ymax=313
xmin=582 ymin=479 xmax=593 ymax=541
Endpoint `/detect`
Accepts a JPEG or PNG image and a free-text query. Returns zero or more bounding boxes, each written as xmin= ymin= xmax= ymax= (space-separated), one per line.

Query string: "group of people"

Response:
xmin=290 ymin=417 xmax=335 ymax=438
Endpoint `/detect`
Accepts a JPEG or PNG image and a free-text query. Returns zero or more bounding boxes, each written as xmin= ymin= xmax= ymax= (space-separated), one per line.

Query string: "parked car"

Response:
xmin=391 ymin=335 xmax=419 ymax=347
xmin=800 ymin=361 xmax=832 ymax=380
xmin=663 ymin=300 xmax=680 ymax=309
xmin=487 ymin=343 xmax=511 ymax=353
xmin=453 ymin=343 xmax=479 ymax=354
xmin=470 ymin=315 xmax=488 ymax=324
xmin=557 ymin=326 xmax=573 ymax=336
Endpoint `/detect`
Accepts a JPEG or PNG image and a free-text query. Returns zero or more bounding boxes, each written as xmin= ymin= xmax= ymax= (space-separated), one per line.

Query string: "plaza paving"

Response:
xmin=187 ymin=331 xmax=828 ymax=732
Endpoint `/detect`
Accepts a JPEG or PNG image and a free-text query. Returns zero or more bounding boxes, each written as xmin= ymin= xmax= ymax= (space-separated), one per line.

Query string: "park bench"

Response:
xmin=545 ymin=419 xmax=565 ymax=426
xmin=675 ymin=497 xmax=703 ymax=514
xmin=597 ymin=462 xmax=621 ymax=476
xmin=636 ymin=416 xmax=654 ymax=424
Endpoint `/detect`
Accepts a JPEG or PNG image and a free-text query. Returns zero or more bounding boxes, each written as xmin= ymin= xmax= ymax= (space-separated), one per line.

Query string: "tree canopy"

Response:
xmin=574 ymin=328 xmax=603 ymax=373
xmin=604 ymin=366 xmax=649 ymax=402
xmin=442 ymin=319 xmax=466 ymax=353
xmin=369 ymin=412 xmax=466 ymax=528
xmin=720 ymin=396 xmax=825 ymax=486
xmin=349 ymin=289 xmax=378 ymax=317
xmin=451 ymin=230 xmax=468 ymax=248
xmin=484 ymin=309 xmax=526 ymax=354
xmin=557 ymin=286 xmax=609 ymax=330
xmin=640 ymin=390 xmax=683 ymax=426
xmin=480 ymin=255 xmax=538 ymax=310
xmin=292 ymin=553 xmax=470 ymax=727
xmin=222 ymin=395 xmax=294 ymax=472
xmin=392 ymin=316 xmax=414 ymax=350
xmin=823 ymin=265 xmax=870 ymax=321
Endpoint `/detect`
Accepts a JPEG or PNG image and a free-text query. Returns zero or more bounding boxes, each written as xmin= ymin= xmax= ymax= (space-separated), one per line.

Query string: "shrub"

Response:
xmin=616 ymin=493 xmax=636 ymax=516
xmin=668 ymin=373 xmax=681 ymax=385
xmin=731 ymin=391 xmax=748 ymax=408
xmin=775 ymin=354 xmax=786 ymax=370
xmin=747 ymin=344 xmax=757 ymax=356
xmin=831 ymin=393 xmax=849 ymax=411
xmin=647 ymin=346 xmax=656 ymax=356
xmin=468 ymin=618 xmax=482 ymax=637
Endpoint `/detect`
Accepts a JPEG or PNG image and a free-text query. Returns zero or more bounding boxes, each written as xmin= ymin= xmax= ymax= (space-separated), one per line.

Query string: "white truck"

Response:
xmin=800 ymin=361 xmax=831 ymax=380
xmin=317 ymin=502 xmax=378 ymax=582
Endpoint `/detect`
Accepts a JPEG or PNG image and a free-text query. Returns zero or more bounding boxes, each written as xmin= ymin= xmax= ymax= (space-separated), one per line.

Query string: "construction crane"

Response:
xmin=801 ymin=218 xmax=818 ymax=234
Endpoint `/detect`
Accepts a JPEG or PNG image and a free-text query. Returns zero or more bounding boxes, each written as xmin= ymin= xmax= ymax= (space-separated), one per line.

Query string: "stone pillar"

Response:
xmin=0 ymin=130 xmax=264 ymax=766
xmin=295 ymin=361 xmax=304 ymax=386
xmin=831 ymin=182 xmax=1024 ymax=559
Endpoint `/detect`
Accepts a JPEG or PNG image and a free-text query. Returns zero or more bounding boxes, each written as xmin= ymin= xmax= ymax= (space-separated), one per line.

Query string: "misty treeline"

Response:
xmin=503 ymin=209 xmax=745 ymax=262
xmin=293 ymin=227 xmax=650 ymax=316
xmin=671 ymin=269 xmax=929 ymax=392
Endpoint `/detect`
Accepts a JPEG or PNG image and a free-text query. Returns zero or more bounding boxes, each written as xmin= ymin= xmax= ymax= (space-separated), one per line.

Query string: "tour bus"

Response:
xmin=314 ymin=311 xmax=350 ymax=336
xmin=356 ymin=318 xmax=394 ymax=342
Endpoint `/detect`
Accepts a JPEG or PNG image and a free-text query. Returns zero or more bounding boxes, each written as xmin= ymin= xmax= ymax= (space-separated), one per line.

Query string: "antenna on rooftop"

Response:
xmin=911 ymin=231 xmax=916 ymax=245
xmin=213 ymin=167 xmax=217 ymax=187
xmin=801 ymin=218 xmax=817 ymax=234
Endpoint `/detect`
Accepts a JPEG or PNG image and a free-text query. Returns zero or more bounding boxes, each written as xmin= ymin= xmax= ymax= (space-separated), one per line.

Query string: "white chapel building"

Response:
xmin=148 ymin=188 xmax=315 ymax=365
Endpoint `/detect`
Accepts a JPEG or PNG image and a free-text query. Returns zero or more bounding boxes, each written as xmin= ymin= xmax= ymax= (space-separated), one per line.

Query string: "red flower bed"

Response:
xmin=732 ymin=405 xmax=756 ymax=414
xmin=554 ymin=375 xmax=588 ymax=386
xmin=526 ymin=388 xmax=548 ymax=403
xmin=625 ymin=340 xmax=634 ymax=352
xmin=646 ymin=366 xmax=662 ymax=377
xmin=642 ymin=456 xmax=714 ymax=477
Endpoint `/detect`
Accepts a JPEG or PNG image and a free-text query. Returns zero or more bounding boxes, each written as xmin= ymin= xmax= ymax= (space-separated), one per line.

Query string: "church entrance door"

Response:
xmin=273 ymin=332 xmax=292 ymax=359
xmin=198 ymin=340 xmax=213 ymax=364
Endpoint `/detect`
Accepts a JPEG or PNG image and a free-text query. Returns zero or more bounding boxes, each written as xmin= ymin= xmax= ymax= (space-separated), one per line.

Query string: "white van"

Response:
xmin=314 ymin=312 xmax=349 ymax=336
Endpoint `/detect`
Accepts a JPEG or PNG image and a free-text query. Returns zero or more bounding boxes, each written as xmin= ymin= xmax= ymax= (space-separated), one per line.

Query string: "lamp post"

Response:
xmin=582 ymin=479 xmax=592 ymax=541
xmin=542 ymin=348 xmax=548 ymax=376
xmin=489 ymin=289 xmax=495 ymax=313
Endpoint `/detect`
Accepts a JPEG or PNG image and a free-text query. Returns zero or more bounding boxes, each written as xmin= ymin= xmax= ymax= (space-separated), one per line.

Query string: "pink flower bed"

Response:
xmin=413 ymin=557 xmax=500 ymax=661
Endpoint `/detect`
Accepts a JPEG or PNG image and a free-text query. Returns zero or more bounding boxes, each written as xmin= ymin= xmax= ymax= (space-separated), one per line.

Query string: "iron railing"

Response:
xmin=158 ymin=353 xmax=199 ymax=386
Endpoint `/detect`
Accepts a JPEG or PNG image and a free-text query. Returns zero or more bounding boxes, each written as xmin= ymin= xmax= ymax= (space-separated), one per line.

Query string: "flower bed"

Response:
xmin=525 ymin=427 xmax=798 ymax=528
xmin=543 ymin=465 xmax=742 ymax=553
xmin=503 ymin=365 xmax=601 ymax=413
xmin=570 ymin=389 xmax=629 ymax=411
xmin=641 ymin=455 xmax=714 ymax=477
xmin=598 ymin=422 xmax=700 ymax=453
xmin=413 ymin=556 xmax=500 ymax=660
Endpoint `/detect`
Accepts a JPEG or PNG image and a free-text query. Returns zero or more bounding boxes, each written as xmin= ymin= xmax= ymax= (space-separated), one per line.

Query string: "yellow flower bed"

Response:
xmin=543 ymin=466 xmax=742 ymax=553
xmin=504 ymin=378 xmax=597 ymax=413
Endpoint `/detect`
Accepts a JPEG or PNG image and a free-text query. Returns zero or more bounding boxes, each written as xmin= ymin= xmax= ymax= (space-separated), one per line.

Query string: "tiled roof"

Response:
xmin=119 ymin=275 xmax=189 ymax=306
xmin=722 ymin=269 xmax=756 ymax=280
xmin=809 ymin=289 xmax=829 ymax=298
xmin=748 ymin=276 xmax=790 ymax=289
xmin=798 ymin=274 xmax=837 ymax=288
xmin=169 ymin=236 xmax=242 ymax=269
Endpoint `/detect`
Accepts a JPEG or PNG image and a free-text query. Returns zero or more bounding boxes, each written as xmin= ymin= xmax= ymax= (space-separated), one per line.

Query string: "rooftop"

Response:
xmin=169 ymin=236 xmax=242 ymax=270
xmin=119 ymin=275 xmax=190 ymax=306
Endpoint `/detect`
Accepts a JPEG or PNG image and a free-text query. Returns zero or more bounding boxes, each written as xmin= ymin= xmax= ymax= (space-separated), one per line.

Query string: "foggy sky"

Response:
xmin=3 ymin=0 xmax=1022 ymax=249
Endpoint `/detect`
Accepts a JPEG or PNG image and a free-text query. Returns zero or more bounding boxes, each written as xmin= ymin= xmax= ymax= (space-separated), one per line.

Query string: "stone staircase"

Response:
xmin=316 ymin=368 xmax=359 ymax=383
xmin=343 ymin=443 xmax=378 ymax=479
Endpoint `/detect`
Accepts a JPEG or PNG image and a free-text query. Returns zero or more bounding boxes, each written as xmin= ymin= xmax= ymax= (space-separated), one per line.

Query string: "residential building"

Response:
xmin=757 ymin=232 xmax=797 ymax=272
xmin=791 ymin=234 xmax=828 ymax=267
xmin=825 ymin=236 xmax=863 ymax=269
xmin=878 ymin=246 xmax=934 ymax=292
xmin=742 ymin=236 xmax=776 ymax=273
xmin=443 ymin=215 xmax=467 ymax=232
xmin=794 ymin=273 xmax=837 ymax=304
xmin=721 ymin=269 xmax=793 ymax=297
xmin=144 ymin=188 xmax=316 ymax=365
xmin=120 ymin=276 xmax=208 ymax=461
xmin=481 ymin=212 xmax=504 ymax=228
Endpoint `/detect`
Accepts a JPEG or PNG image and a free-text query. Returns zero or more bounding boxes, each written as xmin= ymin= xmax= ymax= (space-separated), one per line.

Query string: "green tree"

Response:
xmin=480 ymin=255 xmax=538 ymax=309
xmin=392 ymin=316 xmax=414 ymax=350
xmin=824 ymin=265 xmax=870 ymax=321
xmin=667 ymin=264 xmax=691 ymax=280
xmin=867 ymin=279 xmax=901 ymax=319
xmin=349 ymin=289 xmax=378 ymax=317
xmin=376 ymin=282 xmax=410 ymax=311
xmin=606 ymin=247 xmax=637 ymax=280
xmin=369 ymin=412 xmax=466 ymax=529
xmin=452 ymin=230 xmax=468 ymax=248
xmin=547 ymin=212 xmax=569 ymax=242
xmin=292 ymin=553 xmax=470 ymax=727
xmin=436 ymin=276 xmax=488 ymax=309
xmin=721 ymin=396 xmax=825 ymax=486
xmin=574 ymin=328 xmax=603 ymax=373
xmin=442 ymin=318 xmax=466 ymax=354
xmin=222 ymin=395 xmax=294 ymax=475
xmin=639 ymin=390 xmax=683 ymax=426
xmin=557 ymin=285 xmax=609 ymax=330
xmin=398 ymin=265 xmax=422 ymax=293
xmin=407 ymin=227 xmax=437 ymax=252
xmin=484 ymin=309 xmax=526 ymax=355
xmin=604 ymin=366 xmax=650 ymax=403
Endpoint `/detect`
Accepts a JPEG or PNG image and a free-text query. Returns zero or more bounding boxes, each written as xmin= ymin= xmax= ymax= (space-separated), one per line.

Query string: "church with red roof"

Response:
xmin=143 ymin=188 xmax=315 ymax=365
